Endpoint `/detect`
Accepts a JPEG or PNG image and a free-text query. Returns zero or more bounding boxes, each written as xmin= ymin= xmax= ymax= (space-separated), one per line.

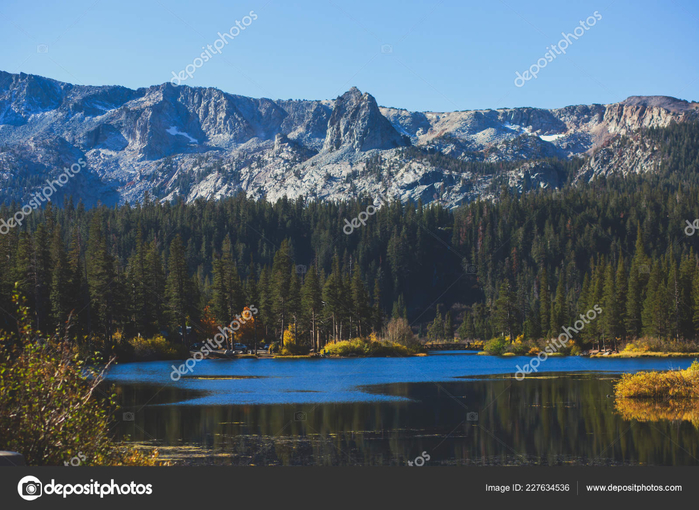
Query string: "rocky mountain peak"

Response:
xmin=620 ymin=95 xmax=697 ymax=112
xmin=1 ymin=71 xmax=697 ymax=210
xmin=323 ymin=87 xmax=409 ymax=152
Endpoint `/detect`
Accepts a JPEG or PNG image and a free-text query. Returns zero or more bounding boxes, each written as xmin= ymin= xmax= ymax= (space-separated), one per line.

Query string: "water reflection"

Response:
xmin=111 ymin=372 xmax=699 ymax=466
xmin=615 ymin=398 xmax=699 ymax=428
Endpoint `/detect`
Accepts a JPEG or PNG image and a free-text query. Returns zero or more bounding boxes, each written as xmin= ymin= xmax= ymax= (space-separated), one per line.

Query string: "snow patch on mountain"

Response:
xmin=166 ymin=126 xmax=198 ymax=144
xmin=539 ymin=133 xmax=565 ymax=142
xmin=0 ymin=70 xmax=697 ymax=209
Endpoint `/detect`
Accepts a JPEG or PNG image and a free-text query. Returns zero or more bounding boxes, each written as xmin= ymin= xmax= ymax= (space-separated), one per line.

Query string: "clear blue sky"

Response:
xmin=1 ymin=0 xmax=697 ymax=112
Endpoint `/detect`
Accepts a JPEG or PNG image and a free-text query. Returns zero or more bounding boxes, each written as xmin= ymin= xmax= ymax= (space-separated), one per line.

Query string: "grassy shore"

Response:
xmin=592 ymin=351 xmax=699 ymax=358
xmin=472 ymin=350 xmax=698 ymax=358
xmin=477 ymin=351 xmax=565 ymax=357
xmin=321 ymin=338 xmax=424 ymax=357
xmin=614 ymin=361 xmax=699 ymax=399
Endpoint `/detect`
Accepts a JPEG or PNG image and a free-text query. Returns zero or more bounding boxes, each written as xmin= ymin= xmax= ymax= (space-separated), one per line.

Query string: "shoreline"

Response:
xmin=122 ymin=349 xmax=699 ymax=363
xmin=590 ymin=352 xmax=699 ymax=358
xmin=120 ymin=348 xmax=699 ymax=363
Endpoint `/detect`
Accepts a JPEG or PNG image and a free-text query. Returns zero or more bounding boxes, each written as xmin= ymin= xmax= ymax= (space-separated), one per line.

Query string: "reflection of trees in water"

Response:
xmin=614 ymin=399 xmax=699 ymax=428
xmin=112 ymin=376 xmax=699 ymax=465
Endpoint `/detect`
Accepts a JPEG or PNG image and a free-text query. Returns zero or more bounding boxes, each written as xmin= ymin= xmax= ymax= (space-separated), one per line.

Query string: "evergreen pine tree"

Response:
xmin=49 ymin=225 xmax=71 ymax=331
xmin=32 ymin=224 xmax=52 ymax=332
xmin=550 ymin=272 xmax=567 ymax=337
xmin=258 ymin=266 xmax=273 ymax=342
xmin=601 ymin=262 xmax=618 ymax=343
xmin=679 ymin=253 xmax=695 ymax=339
xmin=288 ymin=269 xmax=302 ymax=344
xmin=145 ymin=239 xmax=166 ymax=335
xmin=126 ymin=226 xmax=149 ymax=336
xmin=428 ymin=305 xmax=444 ymax=340
xmin=372 ymin=277 xmax=383 ymax=334
xmin=165 ymin=235 xmax=193 ymax=345
xmin=322 ymin=255 xmax=343 ymax=341
xmin=494 ymin=281 xmax=518 ymax=341
xmin=86 ymin=213 xmax=117 ymax=345
xmin=615 ymin=255 xmax=628 ymax=342
xmin=626 ymin=229 xmax=649 ymax=338
xmin=539 ymin=267 xmax=550 ymax=337
xmin=444 ymin=310 xmax=454 ymax=341
xmin=350 ymin=264 xmax=370 ymax=338
xmin=301 ymin=265 xmax=322 ymax=350
xmin=271 ymin=240 xmax=292 ymax=345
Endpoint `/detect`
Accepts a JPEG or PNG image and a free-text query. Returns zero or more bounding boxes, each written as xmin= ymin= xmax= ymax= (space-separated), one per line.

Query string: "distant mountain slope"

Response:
xmin=0 ymin=70 xmax=697 ymax=208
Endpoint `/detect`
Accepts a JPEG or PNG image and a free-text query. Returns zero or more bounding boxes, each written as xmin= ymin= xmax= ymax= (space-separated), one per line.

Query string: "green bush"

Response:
xmin=508 ymin=341 xmax=530 ymax=355
xmin=0 ymin=291 xmax=161 ymax=466
xmin=322 ymin=338 xmax=418 ymax=357
xmin=323 ymin=338 xmax=369 ymax=356
xmin=128 ymin=334 xmax=189 ymax=360
xmin=483 ymin=337 xmax=508 ymax=355
xmin=280 ymin=343 xmax=310 ymax=356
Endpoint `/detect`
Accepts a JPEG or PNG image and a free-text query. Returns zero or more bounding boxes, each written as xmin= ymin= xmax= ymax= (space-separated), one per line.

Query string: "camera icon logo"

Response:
xmin=381 ymin=44 xmax=393 ymax=54
xmin=123 ymin=411 xmax=135 ymax=421
xmin=638 ymin=265 xmax=650 ymax=274
xmin=295 ymin=264 xmax=307 ymax=275
xmin=467 ymin=411 xmax=479 ymax=422
xmin=294 ymin=411 xmax=307 ymax=422
xmin=17 ymin=475 xmax=43 ymax=501
xmin=466 ymin=264 xmax=477 ymax=274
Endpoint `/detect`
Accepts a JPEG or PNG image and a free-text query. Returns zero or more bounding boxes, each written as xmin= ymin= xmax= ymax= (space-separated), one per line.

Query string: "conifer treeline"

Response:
xmin=450 ymin=177 xmax=699 ymax=344
xmin=0 ymin=194 xmax=459 ymax=349
xmin=2 ymin=122 xmax=699 ymax=350
xmin=0 ymin=177 xmax=698 ymax=349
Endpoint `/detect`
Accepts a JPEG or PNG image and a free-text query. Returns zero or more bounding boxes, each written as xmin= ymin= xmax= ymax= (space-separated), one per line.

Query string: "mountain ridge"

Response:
xmin=1 ymin=70 xmax=697 ymax=208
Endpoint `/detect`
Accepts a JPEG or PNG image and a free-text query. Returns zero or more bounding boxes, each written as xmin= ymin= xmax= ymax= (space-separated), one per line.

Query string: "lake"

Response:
xmin=105 ymin=352 xmax=699 ymax=466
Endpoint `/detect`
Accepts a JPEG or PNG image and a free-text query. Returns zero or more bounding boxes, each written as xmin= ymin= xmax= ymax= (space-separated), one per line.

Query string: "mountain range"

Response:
xmin=1 ymin=70 xmax=697 ymax=208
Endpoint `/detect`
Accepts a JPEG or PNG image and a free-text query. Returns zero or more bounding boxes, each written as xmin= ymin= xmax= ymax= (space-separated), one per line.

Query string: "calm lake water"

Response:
xmin=105 ymin=352 xmax=699 ymax=466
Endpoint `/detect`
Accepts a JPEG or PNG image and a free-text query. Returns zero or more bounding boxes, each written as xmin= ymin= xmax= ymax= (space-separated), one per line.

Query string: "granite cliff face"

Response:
xmin=323 ymin=87 xmax=408 ymax=152
xmin=0 ymin=70 xmax=697 ymax=208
